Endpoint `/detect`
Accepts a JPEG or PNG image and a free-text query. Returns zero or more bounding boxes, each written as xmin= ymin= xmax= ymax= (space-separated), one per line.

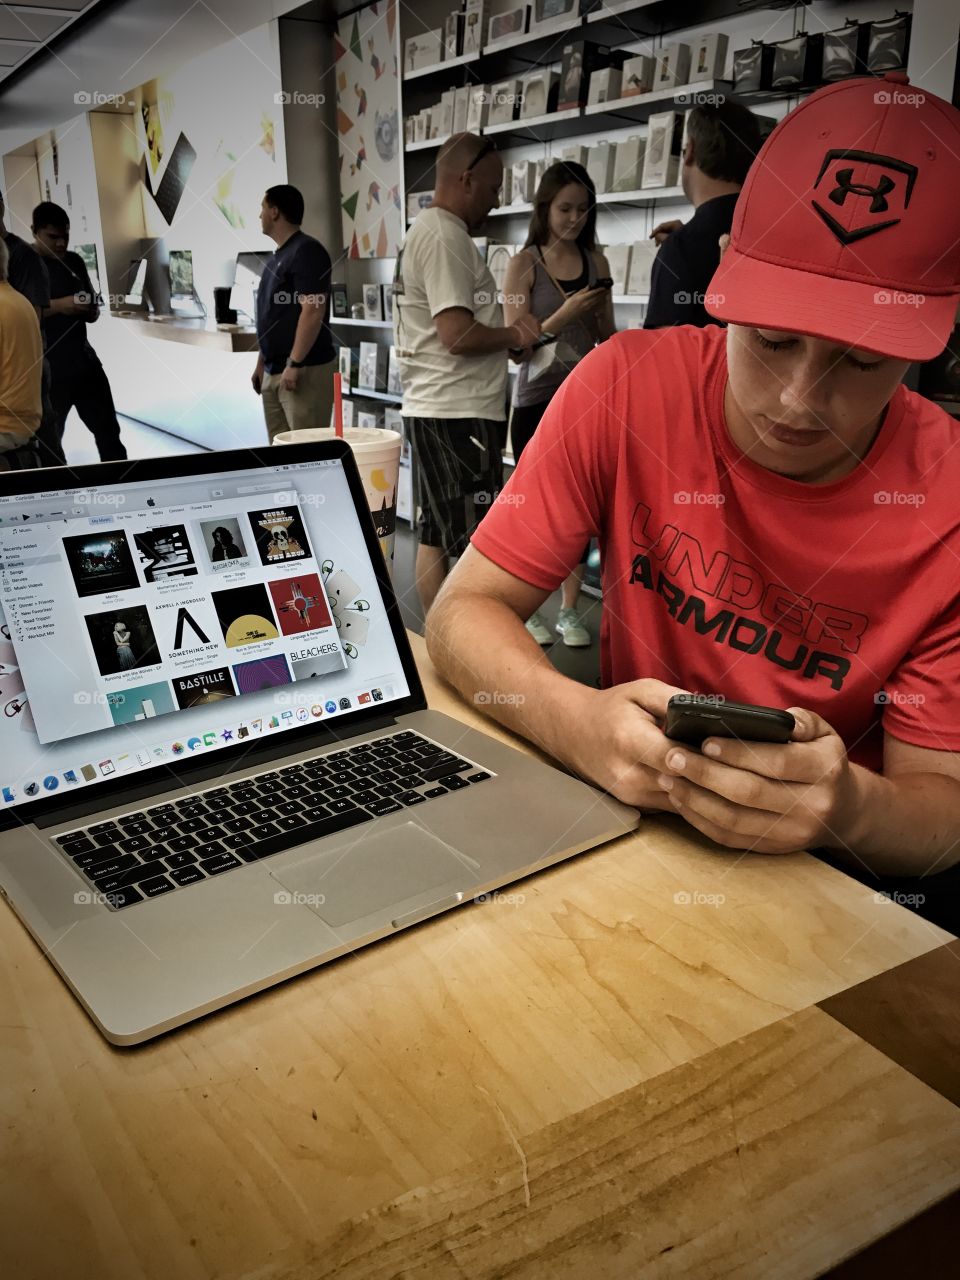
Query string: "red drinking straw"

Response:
xmin=333 ymin=371 xmax=343 ymax=438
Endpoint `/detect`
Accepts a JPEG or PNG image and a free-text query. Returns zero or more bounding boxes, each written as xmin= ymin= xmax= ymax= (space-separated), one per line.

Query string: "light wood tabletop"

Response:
xmin=2 ymin=631 xmax=958 ymax=1280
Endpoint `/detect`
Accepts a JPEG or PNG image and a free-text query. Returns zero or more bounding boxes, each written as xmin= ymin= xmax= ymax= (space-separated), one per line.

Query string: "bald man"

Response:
xmin=392 ymin=132 xmax=540 ymax=612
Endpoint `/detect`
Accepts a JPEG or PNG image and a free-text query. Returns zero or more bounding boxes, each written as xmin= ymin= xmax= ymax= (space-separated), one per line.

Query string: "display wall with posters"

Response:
xmin=335 ymin=0 xmax=403 ymax=259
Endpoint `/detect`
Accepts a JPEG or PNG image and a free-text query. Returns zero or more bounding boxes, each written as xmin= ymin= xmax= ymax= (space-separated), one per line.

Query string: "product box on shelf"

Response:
xmin=604 ymin=243 xmax=631 ymax=295
xmin=821 ymin=22 xmax=869 ymax=80
xmin=331 ymin=283 xmax=349 ymax=317
xmin=585 ymin=141 xmax=615 ymax=193
xmin=533 ymin=0 xmax=577 ymax=26
xmin=486 ymin=244 xmax=514 ymax=292
xmin=487 ymin=5 xmax=529 ymax=44
xmin=444 ymin=10 xmax=463 ymax=60
xmin=520 ymin=69 xmax=559 ymax=118
xmin=466 ymin=84 xmax=489 ymax=131
xmin=652 ymin=42 xmax=691 ymax=90
xmin=357 ymin=410 xmax=383 ymax=431
xmin=866 ymin=13 xmax=911 ymax=72
xmin=387 ymin=346 xmax=402 ymax=398
xmin=770 ymin=32 xmax=823 ymax=89
xmin=404 ymin=30 xmax=442 ymax=74
xmin=511 ymin=159 xmax=537 ymax=203
xmin=501 ymin=166 xmax=514 ymax=205
xmin=688 ymin=32 xmax=728 ymax=83
xmin=361 ymin=282 xmax=383 ymax=321
xmin=732 ymin=43 xmax=776 ymax=93
xmin=339 ymin=346 xmax=357 ymax=388
xmin=626 ymin=240 xmax=658 ymax=296
xmin=404 ymin=117 xmax=416 ymax=146
xmin=610 ymin=135 xmax=645 ymax=192
xmin=463 ymin=0 xmax=485 ymax=55
xmin=381 ymin=284 xmax=394 ymax=325
xmin=558 ymin=41 xmax=623 ymax=111
xmin=406 ymin=190 xmax=433 ymax=221
xmin=559 ymin=143 xmax=589 ymax=166
xmin=432 ymin=89 xmax=455 ymax=137
xmin=587 ymin=66 xmax=622 ymax=105
xmin=489 ymin=78 xmax=524 ymax=125
xmin=453 ymin=84 xmax=471 ymax=133
xmin=413 ymin=110 xmax=431 ymax=143
xmin=641 ymin=110 xmax=683 ymax=188
xmin=621 ymin=53 xmax=654 ymax=97
xmin=358 ymin=341 xmax=388 ymax=391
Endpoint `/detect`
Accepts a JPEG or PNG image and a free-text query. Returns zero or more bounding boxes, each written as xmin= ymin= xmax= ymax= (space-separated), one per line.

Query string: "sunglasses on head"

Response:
xmin=465 ymin=139 xmax=497 ymax=171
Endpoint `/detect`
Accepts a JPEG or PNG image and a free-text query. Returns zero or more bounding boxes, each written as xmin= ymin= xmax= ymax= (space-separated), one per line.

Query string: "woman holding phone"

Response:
xmin=502 ymin=161 xmax=615 ymax=649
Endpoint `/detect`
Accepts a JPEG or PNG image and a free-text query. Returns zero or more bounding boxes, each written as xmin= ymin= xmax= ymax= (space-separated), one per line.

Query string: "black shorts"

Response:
xmin=404 ymin=416 xmax=504 ymax=558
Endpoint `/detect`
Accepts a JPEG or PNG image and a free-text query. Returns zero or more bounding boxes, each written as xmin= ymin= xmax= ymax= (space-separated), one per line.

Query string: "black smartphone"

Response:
xmin=590 ymin=276 xmax=614 ymax=290
xmin=664 ymin=695 xmax=796 ymax=747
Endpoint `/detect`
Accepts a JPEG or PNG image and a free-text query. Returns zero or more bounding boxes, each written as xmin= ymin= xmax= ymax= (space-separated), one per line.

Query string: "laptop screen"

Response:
xmin=0 ymin=453 xmax=413 ymax=812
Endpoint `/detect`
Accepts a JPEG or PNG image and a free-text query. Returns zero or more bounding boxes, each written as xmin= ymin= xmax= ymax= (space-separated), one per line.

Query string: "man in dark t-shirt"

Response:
xmin=32 ymin=202 xmax=126 ymax=464
xmin=645 ymin=100 xmax=762 ymax=329
xmin=252 ymin=184 xmax=336 ymax=441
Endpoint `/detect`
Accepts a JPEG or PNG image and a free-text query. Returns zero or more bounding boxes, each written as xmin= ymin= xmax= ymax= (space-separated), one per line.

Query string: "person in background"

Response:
xmin=31 ymin=202 xmax=127 ymax=464
xmin=1 ymin=189 xmax=59 ymax=466
xmin=252 ymin=184 xmax=336 ymax=442
xmin=502 ymin=161 xmax=615 ymax=648
xmin=644 ymin=99 xmax=761 ymax=329
xmin=393 ymin=132 xmax=540 ymax=613
xmin=0 ymin=236 xmax=43 ymax=469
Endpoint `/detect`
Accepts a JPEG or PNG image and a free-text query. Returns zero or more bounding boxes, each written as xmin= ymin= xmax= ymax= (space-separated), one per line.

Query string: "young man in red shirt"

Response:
xmin=426 ymin=72 xmax=960 ymax=880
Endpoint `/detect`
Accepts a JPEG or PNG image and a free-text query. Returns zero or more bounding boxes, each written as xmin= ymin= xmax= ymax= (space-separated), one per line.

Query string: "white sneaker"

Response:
xmin=555 ymin=607 xmax=590 ymax=647
xmin=525 ymin=611 xmax=552 ymax=645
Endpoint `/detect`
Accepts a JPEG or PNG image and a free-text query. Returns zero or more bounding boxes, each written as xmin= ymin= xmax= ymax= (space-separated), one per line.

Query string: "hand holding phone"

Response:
xmin=664 ymin=695 xmax=796 ymax=747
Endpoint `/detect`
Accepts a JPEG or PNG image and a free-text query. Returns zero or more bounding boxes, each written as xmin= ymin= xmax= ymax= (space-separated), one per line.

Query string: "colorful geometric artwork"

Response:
xmin=335 ymin=0 xmax=401 ymax=259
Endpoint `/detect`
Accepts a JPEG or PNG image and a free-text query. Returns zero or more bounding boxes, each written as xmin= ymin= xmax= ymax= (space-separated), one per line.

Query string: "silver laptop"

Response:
xmin=0 ymin=442 xmax=637 ymax=1044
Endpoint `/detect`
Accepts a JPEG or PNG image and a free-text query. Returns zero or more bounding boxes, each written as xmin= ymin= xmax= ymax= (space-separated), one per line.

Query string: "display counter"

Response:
xmin=92 ymin=314 xmax=267 ymax=451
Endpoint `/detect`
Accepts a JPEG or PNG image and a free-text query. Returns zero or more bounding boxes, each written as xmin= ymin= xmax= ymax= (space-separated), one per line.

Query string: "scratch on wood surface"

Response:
xmin=475 ymin=1083 xmax=531 ymax=1209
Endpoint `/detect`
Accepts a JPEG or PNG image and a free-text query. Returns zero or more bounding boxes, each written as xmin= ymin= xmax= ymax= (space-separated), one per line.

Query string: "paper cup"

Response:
xmin=272 ymin=426 xmax=402 ymax=565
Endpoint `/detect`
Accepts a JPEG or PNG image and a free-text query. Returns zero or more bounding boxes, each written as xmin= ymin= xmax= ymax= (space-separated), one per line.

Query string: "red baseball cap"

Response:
xmin=707 ymin=71 xmax=960 ymax=360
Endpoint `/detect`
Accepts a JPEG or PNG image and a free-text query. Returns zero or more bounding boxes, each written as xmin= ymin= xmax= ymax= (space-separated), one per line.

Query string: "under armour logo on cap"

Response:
xmin=811 ymin=149 xmax=918 ymax=245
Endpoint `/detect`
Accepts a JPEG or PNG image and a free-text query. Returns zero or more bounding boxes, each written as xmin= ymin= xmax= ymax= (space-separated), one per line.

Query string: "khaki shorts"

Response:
xmin=261 ymin=360 xmax=336 ymax=442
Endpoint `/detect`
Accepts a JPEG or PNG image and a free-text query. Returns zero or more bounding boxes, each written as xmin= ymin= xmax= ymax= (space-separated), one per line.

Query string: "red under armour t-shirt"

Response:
xmin=471 ymin=326 xmax=960 ymax=773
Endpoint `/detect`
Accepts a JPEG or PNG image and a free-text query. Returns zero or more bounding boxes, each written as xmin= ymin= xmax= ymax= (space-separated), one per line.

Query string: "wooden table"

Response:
xmin=2 ymin=633 xmax=958 ymax=1279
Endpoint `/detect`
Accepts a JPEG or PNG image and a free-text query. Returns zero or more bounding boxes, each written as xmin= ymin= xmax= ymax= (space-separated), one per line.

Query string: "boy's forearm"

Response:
xmin=426 ymin=592 xmax=593 ymax=768
xmin=828 ymin=765 xmax=960 ymax=876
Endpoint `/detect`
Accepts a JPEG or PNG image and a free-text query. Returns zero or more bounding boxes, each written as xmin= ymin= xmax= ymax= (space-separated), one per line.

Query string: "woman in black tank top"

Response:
xmin=502 ymin=161 xmax=616 ymax=649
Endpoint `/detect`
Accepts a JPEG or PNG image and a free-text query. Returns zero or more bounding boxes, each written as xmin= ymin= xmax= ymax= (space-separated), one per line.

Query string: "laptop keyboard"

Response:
xmin=55 ymin=731 xmax=493 ymax=910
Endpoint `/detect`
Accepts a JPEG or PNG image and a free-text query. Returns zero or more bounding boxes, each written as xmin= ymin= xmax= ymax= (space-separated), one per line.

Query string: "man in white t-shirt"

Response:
xmin=393 ymin=133 xmax=540 ymax=611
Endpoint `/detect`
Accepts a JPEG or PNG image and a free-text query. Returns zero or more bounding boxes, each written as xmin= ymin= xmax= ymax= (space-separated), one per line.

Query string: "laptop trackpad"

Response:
xmin=271 ymin=821 xmax=479 ymax=928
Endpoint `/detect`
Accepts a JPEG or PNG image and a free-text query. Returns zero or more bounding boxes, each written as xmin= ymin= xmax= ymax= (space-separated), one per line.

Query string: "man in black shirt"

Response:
xmin=252 ymin=184 xmax=336 ymax=441
xmin=31 ymin=202 xmax=126 ymax=464
xmin=644 ymin=100 xmax=762 ymax=330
